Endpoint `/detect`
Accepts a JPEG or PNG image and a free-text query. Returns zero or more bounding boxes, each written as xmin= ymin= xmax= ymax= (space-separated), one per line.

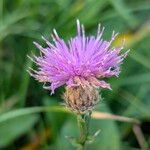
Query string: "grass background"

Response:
xmin=0 ymin=0 xmax=150 ymax=149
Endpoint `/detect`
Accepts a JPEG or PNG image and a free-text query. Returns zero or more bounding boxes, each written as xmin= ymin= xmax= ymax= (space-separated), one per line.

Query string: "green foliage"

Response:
xmin=0 ymin=0 xmax=150 ymax=149
xmin=0 ymin=114 xmax=39 ymax=148
xmin=87 ymin=103 xmax=122 ymax=150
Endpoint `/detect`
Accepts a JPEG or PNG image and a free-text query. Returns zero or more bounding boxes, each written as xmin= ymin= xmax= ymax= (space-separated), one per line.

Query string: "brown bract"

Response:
xmin=64 ymin=84 xmax=100 ymax=114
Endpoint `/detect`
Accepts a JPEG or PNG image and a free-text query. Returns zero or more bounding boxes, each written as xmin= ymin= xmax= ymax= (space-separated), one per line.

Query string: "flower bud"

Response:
xmin=64 ymin=84 xmax=100 ymax=114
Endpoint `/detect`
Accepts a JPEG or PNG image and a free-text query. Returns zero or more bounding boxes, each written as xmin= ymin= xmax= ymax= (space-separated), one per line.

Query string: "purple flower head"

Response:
xmin=28 ymin=20 xmax=129 ymax=94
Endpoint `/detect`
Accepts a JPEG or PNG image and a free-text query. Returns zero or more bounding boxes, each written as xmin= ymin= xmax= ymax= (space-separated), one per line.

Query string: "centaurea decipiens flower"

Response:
xmin=28 ymin=20 xmax=129 ymax=114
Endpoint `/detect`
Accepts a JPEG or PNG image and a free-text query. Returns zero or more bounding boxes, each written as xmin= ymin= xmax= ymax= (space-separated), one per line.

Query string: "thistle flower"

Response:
xmin=28 ymin=20 xmax=129 ymax=113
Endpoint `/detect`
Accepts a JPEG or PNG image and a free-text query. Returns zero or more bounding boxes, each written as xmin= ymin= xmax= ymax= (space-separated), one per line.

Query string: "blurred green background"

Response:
xmin=0 ymin=0 xmax=150 ymax=150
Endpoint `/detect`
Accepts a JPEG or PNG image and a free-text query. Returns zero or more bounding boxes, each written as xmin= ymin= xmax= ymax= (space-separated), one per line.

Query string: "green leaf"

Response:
xmin=0 ymin=114 xmax=38 ymax=148
xmin=0 ymin=106 xmax=69 ymax=123
xmin=56 ymin=115 xmax=78 ymax=150
xmin=86 ymin=129 xmax=101 ymax=144
xmin=86 ymin=102 xmax=122 ymax=150
xmin=43 ymin=97 xmax=68 ymax=140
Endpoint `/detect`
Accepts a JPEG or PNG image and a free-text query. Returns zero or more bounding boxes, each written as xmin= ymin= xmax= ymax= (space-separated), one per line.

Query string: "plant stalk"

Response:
xmin=77 ymin=112 xmax=91 ymax=150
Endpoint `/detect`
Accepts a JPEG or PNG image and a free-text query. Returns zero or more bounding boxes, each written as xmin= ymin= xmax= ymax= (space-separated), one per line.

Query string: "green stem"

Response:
xmin=77 ymin=112 xmax=91 ymax=150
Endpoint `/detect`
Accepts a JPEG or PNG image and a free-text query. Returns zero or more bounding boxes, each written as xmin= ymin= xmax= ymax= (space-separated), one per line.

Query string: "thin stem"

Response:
xmin=133 ymin=124 xmax=147 ymax=149
xmin=77 ymin=112 xmax=91 ymax=150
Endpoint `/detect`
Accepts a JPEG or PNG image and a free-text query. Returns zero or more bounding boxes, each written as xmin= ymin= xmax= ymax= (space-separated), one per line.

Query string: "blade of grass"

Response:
xmin=101 ymin=1 xmax=150 ymax=21
xmin=0 ymin=0 xmax=3 ymax=25
xmin=114 ymin=21 xmax=150 ymax=70
xmin=113 ymin=73 xmax=150 ymax=86
xmin=130 ymin=51 xmax=150 ymax=70
xmin=0 ymin=106 xmax=140 ymax=125
xmin=0 ymin=9 xmax=31 ymax=41
xmin=18 ymin=56 xmax=33 ymax=107
xmin=109 ymin=0 xmax=138 ymax=28
xmin=92 ymin=112 xmax=140 ymax=124
xmin=0 ymin=106 xmax=69 ymax=123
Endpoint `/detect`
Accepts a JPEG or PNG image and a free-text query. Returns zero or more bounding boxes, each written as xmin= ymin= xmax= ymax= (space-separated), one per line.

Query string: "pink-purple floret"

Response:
xmin=28 ymin=20 xmax=129 ymax=94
